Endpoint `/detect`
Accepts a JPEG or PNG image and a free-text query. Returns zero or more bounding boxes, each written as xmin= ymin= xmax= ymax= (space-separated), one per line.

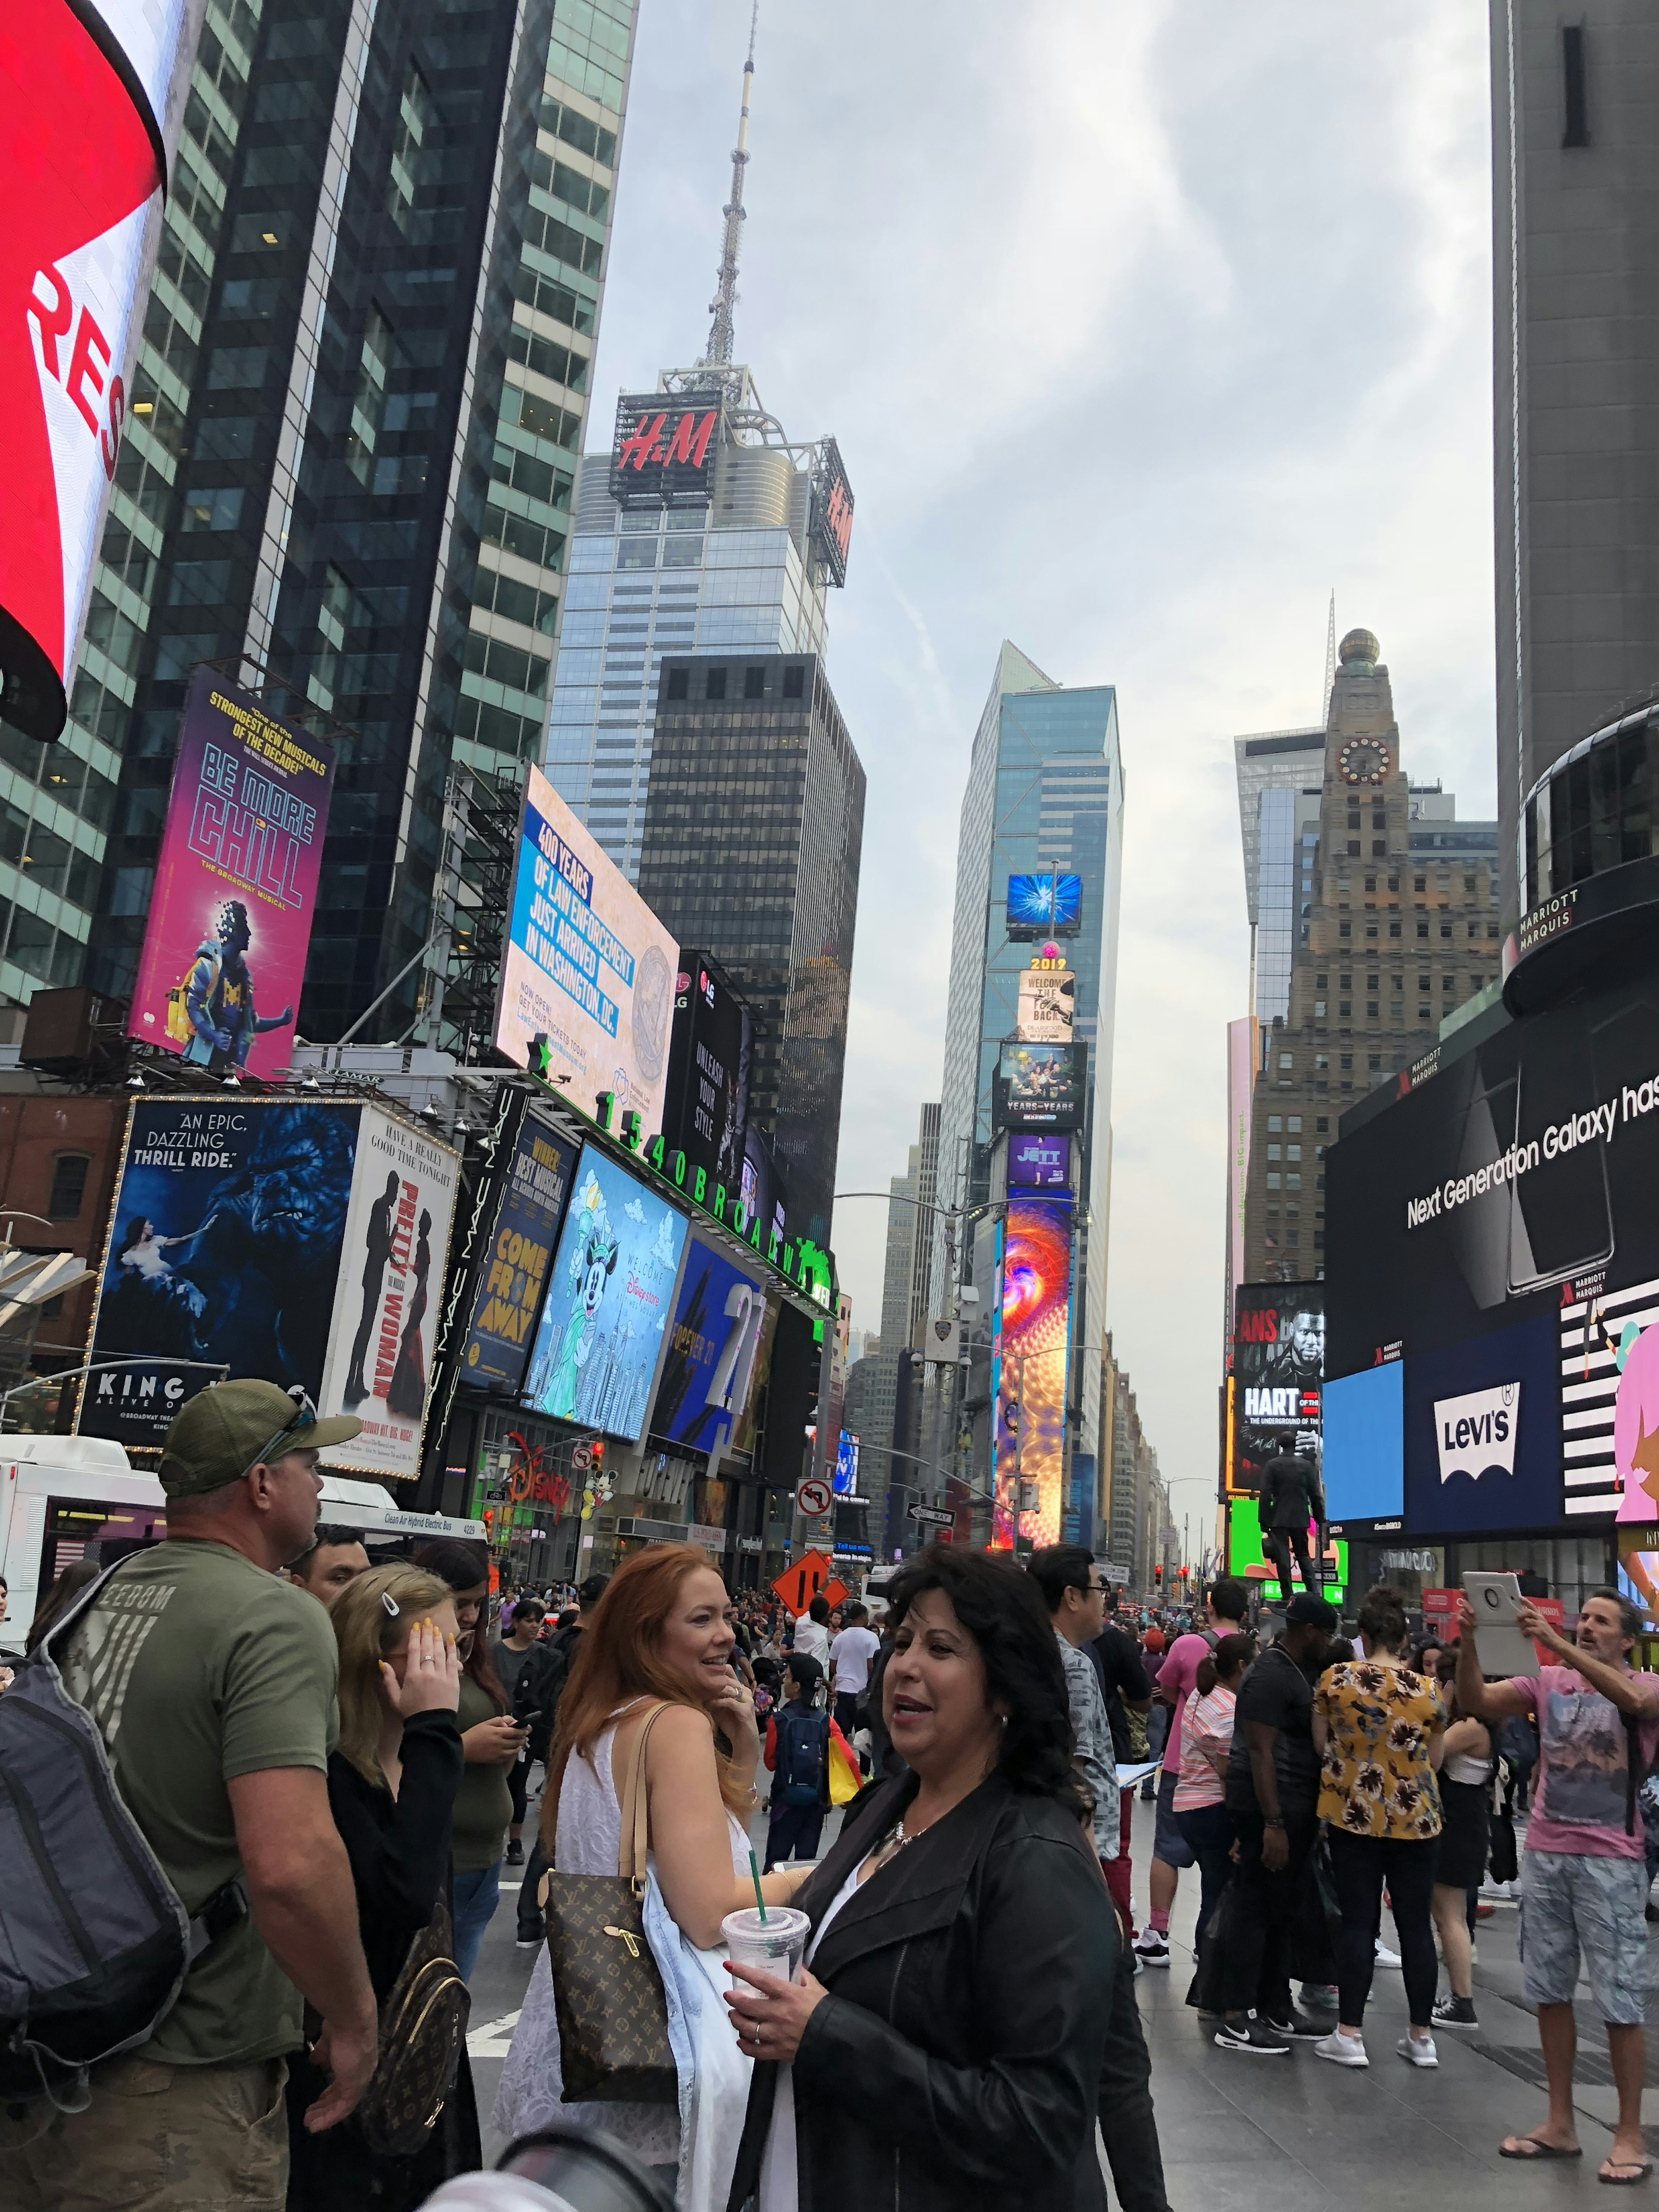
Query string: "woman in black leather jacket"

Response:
xmin=723 ymin=1546 xmax=1117 ymax=2212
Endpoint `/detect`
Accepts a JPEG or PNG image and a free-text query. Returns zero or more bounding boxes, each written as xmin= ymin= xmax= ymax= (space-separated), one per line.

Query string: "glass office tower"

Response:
xmin=637 ymin=649 xmax=864 ymax=1246
xmin=63 ymin=0 xmax=636 ymax=1042
xmin=937 ymin=642 xmax=1125 ymax=1476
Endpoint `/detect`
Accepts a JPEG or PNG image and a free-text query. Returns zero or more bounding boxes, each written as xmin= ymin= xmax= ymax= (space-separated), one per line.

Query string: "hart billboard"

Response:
xmin=127 ymin=670 xmax=334 ymax=1076
xmin=1229 ymin=1284 xmax=1324 ymax=1496
xmin=2 ymin=1 xmax=207 ymax=741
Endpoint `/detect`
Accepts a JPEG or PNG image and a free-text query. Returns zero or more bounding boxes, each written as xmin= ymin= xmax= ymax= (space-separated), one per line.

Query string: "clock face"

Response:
xmin=1338 ymin=739 xmax=1390 ymax=787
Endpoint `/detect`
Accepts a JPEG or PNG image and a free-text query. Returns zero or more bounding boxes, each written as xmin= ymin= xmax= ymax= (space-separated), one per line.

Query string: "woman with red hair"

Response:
xmin=495 ymin=1545 xmax=813 ymax=2192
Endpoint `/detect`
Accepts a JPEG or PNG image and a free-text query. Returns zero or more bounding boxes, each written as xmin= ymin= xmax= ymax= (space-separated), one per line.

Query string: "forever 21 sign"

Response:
xmin=610 ymin=392 xmax=721 ymax=504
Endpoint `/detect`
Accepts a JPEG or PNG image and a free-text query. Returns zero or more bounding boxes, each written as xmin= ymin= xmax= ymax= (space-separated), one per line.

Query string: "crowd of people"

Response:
xmin=5 ymin=1380 xmax=1659 ymax=2207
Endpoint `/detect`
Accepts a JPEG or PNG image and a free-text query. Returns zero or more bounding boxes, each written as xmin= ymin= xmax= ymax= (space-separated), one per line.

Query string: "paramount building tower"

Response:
xmin=544 ymin=25 xmax=854 ymax=883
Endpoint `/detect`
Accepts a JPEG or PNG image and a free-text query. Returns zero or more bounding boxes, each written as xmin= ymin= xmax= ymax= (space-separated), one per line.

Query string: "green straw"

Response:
xmin=748 ymin=1847 xmax=768 ymax=1924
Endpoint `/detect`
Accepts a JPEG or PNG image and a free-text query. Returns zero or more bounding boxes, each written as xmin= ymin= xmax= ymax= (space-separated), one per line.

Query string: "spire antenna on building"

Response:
xmin=1322 ymin=589 xmax=1337 ymax=724
xmin=702 ymin=2 xmax=758 ymax=367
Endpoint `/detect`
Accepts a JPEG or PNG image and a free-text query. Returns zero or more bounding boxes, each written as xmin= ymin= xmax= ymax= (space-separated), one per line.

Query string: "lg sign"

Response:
xmin=1 ymin=2 xmax=198 ymax=743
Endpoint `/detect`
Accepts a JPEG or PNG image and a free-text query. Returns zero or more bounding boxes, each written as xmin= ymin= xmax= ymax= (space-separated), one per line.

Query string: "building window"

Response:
xmin=1389 ymin=921 xmax=1402 ymax=938
xmin=665 ymin=667 xmax=688 ymax=700
xmin=1372 ymin=840 xmax=1386 ymax=857
xmin=705 ymin=667 xmax=727 ymax=700
xmin=345 ymin=308 xmax=397 ymax=485
xmin=1314 ymin=1054 xmax=1328 ymax=1071
xmin=1267 ymin=1144 xmax=1281 ymax=1161
xmin=1267 ymin=1116 xmax=1281 ymax=1132
xmin=48 ymin=1152 xmax=91 ymax=1220
xmin=744 ymin=666 xmax=766 ymax=699
xmin=1278 ymin=1053 xmax=1292 ymax=1071
xmin=782 ymin=665 xmax=805 ymax=699
xmin=1562 ymin=23 xmax=1589 ymax=146
xmin=1266 ymin=1173 xmax=1281 ymax=1190
xmin=386 ymin=62 xmax=436 ymax=235
xmin=1339 ymin=921 xmax=1351 ymax=938
xmin=1316 ymin=1118 xmax=1329 ymax=1132
xmin=1287 ymin=1118 xmax=1301 ymax=1132
xmin=1347 ymin=839 xmax=1360 ymax=856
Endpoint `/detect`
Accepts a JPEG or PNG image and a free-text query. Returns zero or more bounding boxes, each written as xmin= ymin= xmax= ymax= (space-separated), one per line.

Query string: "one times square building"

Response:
xmin=40 ymin=0 xmax=639 ymax=1038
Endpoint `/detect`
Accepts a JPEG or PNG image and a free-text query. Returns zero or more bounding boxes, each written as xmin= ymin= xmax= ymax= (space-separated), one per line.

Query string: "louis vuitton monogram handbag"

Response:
xmin=544 ymin=1701 xmax=678 ymax=2103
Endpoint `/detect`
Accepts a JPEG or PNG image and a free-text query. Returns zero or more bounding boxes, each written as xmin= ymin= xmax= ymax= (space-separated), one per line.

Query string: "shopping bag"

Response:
xmin=826 ymin=1719 xmax=861 ymax=1806
xmin=1287 ymin=1833 xmax=1341 ymax=1985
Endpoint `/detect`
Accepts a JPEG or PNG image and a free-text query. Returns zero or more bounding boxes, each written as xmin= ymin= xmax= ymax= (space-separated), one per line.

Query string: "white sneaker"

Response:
xmin=1397 ymin=2032 xmax=1439 ymax=2069
xmin=1315 ymin=2029 xmax=1370 ymax=2068
xmin=1133 ymin=1930 xmax=1170 ymax=1968
xmin=1375 ymin=1941 xmax=1402 ymax=1968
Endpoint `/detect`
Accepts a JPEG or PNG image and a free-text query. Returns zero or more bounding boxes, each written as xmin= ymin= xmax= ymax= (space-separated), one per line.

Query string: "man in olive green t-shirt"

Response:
xmin=0 ymin=1381 xmax=378 ymax=2212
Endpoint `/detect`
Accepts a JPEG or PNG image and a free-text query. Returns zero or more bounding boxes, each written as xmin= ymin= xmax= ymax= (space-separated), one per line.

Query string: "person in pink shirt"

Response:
xmin=1134 ymin=1576 xmax=1249 ymax=1969
xmin=1457 ymin=1588 xmax=1659 ymax=2182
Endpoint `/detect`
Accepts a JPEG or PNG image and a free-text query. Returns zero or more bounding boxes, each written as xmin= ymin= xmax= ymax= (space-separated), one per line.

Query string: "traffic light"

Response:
xmin=1154 ymin=1564 xmax=1163 ymax=1586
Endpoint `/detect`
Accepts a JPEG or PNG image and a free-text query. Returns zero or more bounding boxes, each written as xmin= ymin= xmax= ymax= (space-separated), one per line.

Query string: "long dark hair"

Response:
xmin=884 ymin=1545 xmax=1084 ymax=1818
xmin=413 ymin=1538 xmax=507 ymax=1711
xmin=26 ymin=1558 xmax=102 ymax=1651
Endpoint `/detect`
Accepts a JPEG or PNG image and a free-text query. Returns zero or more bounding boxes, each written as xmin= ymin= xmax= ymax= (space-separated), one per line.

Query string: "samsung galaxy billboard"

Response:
xmin=1324 ymin=952 xmax=1659 ymax=1536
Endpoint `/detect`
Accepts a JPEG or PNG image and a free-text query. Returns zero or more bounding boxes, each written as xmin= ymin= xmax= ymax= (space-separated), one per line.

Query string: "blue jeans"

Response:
xmin=452 ymin=1857 xmax=502 ymax=1983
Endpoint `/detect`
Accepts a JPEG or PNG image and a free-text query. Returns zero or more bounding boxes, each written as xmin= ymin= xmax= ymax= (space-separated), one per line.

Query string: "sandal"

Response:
xmin=1500 ymin=2138 xmax=1583 ymax=2161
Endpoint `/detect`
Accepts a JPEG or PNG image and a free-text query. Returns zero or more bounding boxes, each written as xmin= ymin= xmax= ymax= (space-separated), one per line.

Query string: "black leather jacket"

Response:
xmin=726 ymin=1770 xmax=1115 ymax=2212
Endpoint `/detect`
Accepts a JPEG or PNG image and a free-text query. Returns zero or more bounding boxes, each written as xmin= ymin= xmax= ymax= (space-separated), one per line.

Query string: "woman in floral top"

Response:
xmin=1310 ymin=1586 xmax=1447 ymax=2070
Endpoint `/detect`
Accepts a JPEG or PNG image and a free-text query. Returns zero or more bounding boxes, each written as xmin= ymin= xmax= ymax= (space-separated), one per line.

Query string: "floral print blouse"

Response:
xmin=1314 ymin=1660 xmax=1447 ymax=1839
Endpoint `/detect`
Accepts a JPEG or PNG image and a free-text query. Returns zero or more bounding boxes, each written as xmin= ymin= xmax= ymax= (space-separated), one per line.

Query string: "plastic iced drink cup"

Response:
xmin=721 ymin=1906 xmax=811 ymax=1984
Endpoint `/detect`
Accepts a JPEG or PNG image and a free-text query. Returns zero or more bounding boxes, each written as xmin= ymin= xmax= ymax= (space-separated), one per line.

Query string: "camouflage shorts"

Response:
xmin=0 ymin=2055 xmax=287 ymax=2212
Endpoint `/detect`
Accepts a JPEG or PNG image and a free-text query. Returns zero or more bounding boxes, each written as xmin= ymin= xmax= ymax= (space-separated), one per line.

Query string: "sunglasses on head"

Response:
xmin=245 ymin=1389 xmax=318 ymax=1479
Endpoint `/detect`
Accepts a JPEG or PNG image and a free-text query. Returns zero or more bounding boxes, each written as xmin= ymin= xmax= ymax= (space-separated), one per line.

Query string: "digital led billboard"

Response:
xmin=649 ymin=1236 xmax=766 ymax=1456
xmin=495 ymin=763 xmax=678 ymax=1129
xmin=1323 ymin=1362 xmax=1404 ymax=1525
xmin=992 ymin=1197 xmax=1072 ymax=1548
xmin=1326 ymin=947 xmax=1659 ymax=1533
xmin=523 ymin=1147 xmax=689 ymax=1441
xmin=1016 ymin=963 xmax=1074 ymax=1043
xmin=610 ymin=392 xmax=722 ymax=505
xmin=2 ymin=1 xmax=205 ymax=742
xmin=1008 ymin=1133 xmax=1071 ymax=1189
xmin=1007 ymin=873 xmax=1082 ymax=939
xmin=458 ymin=1113 xmax=577 ymax=1395
xmin=127 ymin=670 xmax=334 ymax=1076
xmin=662 ymin=954 xmax=749 ymax=1191
xmin=808 ymin=438 xmax=854 ymax=588
xmin=993 ymin=1042 xmax=1088 ymax=1132
xmin=1230 ymin=1284 xmax=1323 ymax=1494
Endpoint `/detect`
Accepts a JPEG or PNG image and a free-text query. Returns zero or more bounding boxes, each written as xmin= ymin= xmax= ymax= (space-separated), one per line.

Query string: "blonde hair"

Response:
xmin=331 ymin=1564 xmax=454 ymax=1787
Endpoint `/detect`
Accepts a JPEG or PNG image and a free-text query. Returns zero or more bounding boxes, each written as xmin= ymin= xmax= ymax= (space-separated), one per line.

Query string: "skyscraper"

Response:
xmin=1492 ymin=2 xmax=1659 ymax=915
xmin=936 ymin=642 xmax=1125 ymax=1503
xmin=636 ymin=649 xmax=864 ymax=1246
xmin=543 ymin=27 xmax=853 ymax=883
xmin=34 ymin=0 xmax=636 ymax=1039
xmin=1239 ymin=629 xmax=1501 ymax=1284
xmin=1233 ymin=727 xmax=1324 ymax=1043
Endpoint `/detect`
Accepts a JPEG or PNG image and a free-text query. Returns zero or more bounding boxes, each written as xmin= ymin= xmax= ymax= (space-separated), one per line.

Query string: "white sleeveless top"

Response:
xmin=493 ymin=1713 xmax=751 ymax=2164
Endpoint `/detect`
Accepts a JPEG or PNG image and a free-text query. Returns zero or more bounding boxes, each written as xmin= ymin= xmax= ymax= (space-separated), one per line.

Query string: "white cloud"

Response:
xmin=590 ymin=0 xmax=1496 ymax=1530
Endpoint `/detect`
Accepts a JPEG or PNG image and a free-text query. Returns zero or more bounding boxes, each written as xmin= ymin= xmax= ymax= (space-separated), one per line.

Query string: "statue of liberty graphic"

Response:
xmin=541 ymin=1174 xmax=620 ymax=1421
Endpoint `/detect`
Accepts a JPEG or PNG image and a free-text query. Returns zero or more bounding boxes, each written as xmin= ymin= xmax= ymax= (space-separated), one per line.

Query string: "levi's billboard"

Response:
xmin=610 ymin=391 xmax=723 ymax=504
xmin=1 ymin=1 xmax=207 ymax=742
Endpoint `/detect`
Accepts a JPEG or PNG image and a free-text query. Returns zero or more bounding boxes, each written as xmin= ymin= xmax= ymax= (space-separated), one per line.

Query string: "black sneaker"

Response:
xmin=505 ymin=1839 xmax=524 ymax=1866
xmin=1261 ymin=2009 xmax=1326 ymax=2040
xmin=1431 ymin=1993 xmax=1478 ymax=2029
xmin=1214 ymin=2015 xmax=1291 ymax=2055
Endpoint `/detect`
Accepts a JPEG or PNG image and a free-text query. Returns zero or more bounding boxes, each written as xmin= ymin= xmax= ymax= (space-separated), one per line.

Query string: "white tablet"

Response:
xmin=1462 ymin=1570 xmax=1544 ymax=1678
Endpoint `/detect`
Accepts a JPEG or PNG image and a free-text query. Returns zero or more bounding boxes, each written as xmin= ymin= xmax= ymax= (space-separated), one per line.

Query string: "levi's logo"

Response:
xmin=1434 ymin=1383 xmax=1519 ymax=1484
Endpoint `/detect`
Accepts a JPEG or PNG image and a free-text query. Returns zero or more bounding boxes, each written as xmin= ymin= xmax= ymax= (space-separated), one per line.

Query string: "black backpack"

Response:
xmin=0 ymin=1567 xmax=243 ymax=2102
xmin=513 ymin=1627 xmax=578 ymax=1759
xmin=772 ymin=1705 xmax=829 ymax=1808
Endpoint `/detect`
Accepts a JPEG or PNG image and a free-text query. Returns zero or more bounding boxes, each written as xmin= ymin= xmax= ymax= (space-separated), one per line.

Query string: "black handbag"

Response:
xmin=543 ymin=1702 xmax=678 ymax=2104
xmin=356 ymin=1897 xmax=470 ymax=2157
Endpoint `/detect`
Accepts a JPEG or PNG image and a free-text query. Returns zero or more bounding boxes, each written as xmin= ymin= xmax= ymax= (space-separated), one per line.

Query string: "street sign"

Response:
xmin=796 ymin=1475 xmax=833 ymax=1519
xmin=1100 ymin=1561 xmax=1130 ymax=1586
xmin=909 ymin=1504 xmax=954 ymax=1529
xmin=572 ymin=1442 xmax=593 ymax=1473
xmin=772 ymin=1549 xmax=836 ymax=1616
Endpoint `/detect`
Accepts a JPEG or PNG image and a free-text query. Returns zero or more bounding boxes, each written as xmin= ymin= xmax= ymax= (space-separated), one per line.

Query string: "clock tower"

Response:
xmin=1242 ymin=629 xmax=1501 ymax=1282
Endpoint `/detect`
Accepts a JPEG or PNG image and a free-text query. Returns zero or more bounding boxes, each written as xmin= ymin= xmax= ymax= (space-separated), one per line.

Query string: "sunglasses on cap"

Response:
xmin=244 ymin=1389 xmax=318 ymax=1480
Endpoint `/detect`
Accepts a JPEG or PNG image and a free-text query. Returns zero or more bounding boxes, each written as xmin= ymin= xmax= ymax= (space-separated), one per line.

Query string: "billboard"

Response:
xmin=1008 ymin=1133 xmax=1071 ymax=1189
xmin=834 ymin=1430 xmax=860 ymax=1496
xmin=1227 ymin=1495 xmax=1348 ymax=1597
xmin=610 ymin=392 xmax=722 ymax=505
xmin=317 ymin=1109 xmax=462 ymax=1481
xmin=808 ymin=438 xmax=855 ymax=588
xmin=741 ymin=1122 xmax=786 ymax=1249
xmin=1323 ymin=1362 xmax=1405 ymax=1524
xmin=79 ymin=1097 xmax=457 ymax=1476
xmin=523 ymin=1147 xmax=690 ymax=1441
xmin=2 ymin=0 xmax=205 ymax=742
xmin=1006 ymin=873 xmax=1082 ymax=939
xmin=662 ymin=954 xmax=749 ymax=1191
xmin=1325 ymin=949 xmax=1659 ymax=1534
xmin=1016 ymin=963 xmax=1074 ymax=1043
xmin=495 ymin=763 xmax=678 ymax=1128
xmin=127 ymin=670 xmax=334 ymax=1076
xmin=992 ymin=1197 xmax=1072 ymax=1548
xmin=1230 ymin=1284 xmax=1324 ymax=1495
xmin=649 ymin=1236 xmax=766 ymax=1456
xmin=458 ymin=1113 xmax=577 ymax=1395
xmin=993 ymin=1042 xmax=1088 ymax=1132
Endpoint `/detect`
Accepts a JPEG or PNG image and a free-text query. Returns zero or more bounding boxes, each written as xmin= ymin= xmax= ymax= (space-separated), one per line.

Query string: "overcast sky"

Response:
xmin=588 ymin=0 xmax=1499 ymax=1542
